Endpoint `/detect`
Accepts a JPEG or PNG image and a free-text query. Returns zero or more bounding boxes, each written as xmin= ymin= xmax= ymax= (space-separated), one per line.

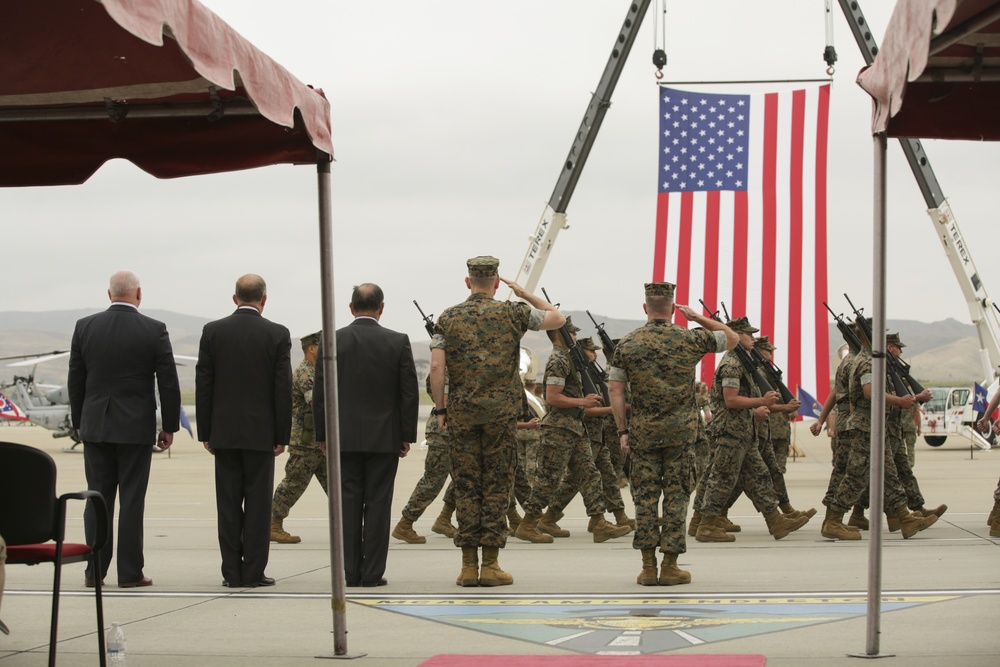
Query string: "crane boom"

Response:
xmin=839 ymin=0 xmax=1000 ymax=382
xmin=512 ymin=0 xmax=653 ymax=294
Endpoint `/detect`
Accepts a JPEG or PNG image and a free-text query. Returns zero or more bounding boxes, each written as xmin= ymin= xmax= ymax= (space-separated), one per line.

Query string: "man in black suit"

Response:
xmin=196 ymin=274 xmax=292 ymax=588
xmin=68 ymin=270 xmax=180 ymax=588
xmin=314 ymin=283 xmax=418 ymax=586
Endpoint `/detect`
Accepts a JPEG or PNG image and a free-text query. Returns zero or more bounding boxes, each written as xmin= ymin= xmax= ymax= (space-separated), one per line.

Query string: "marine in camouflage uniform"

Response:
xmin=821 ymin=321 xmax=939 ymax=540
xmin=519 ymin=379 xmax=545 ymax=485
xmin=548 ymin=338 xmax=634 ymax=534
xmin=976 ymin=392 xmax=1000 ymax=537
xmin=429 ymin=256 xmax=562 ymax=587
xmin=514 ymin=325 xmax=631 ymax=544
xmin=510 ymin=385 xmax=543 ymax=530
xmin=391 ymin=375 xmax=457 ymax=544
xmin=271 ymin=332 xmax=327 ymax=544
xmin=693 ymin=385 xmax=712 ymax=486
xmin=693 ymin=318 xmax=810 ymax=542
xmin=887 ymin=333 xmax=946 ymax=520
xmin=609 ymin=282 xmax=733 ymax=586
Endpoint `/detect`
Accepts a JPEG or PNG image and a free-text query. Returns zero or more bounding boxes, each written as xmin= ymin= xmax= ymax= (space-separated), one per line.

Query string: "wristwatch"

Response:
xmin=431 ymin=407 xmax=447 ymax=416
xmin=617 ymin=428 xmax=629 ymax=436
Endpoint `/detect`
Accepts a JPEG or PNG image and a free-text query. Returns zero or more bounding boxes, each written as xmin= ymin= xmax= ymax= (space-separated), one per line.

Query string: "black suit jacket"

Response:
xmin=313 ymin=318 xmax=418 ymax=452
xmin=68 ymin=304 xmax=181 ymax=445
xmin=195 ymin=308 xmax=293 ymax=451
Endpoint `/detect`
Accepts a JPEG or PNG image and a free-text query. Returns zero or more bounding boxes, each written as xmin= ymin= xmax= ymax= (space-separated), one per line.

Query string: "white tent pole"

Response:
xmin=863 ymin=132 xmax=890 ymax=658
xmin=316 ymin=157 xmax=362 ymax=659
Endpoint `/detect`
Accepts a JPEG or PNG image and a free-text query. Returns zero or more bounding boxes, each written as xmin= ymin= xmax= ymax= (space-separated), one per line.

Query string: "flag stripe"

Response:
xmin=813 ymin=84 xmax=832 ymax=401
xmin=732 ymin=191 xmax=749 ymax=316
xmin=760 ymin=93 xmax=778 ymax=340
xmin=701 ymin=191 xmax=721 ymax=381
xmin=653 ymin=192 xmax=669 ymax=281
xmin=786 ymin=89 xmax=806 ymax=395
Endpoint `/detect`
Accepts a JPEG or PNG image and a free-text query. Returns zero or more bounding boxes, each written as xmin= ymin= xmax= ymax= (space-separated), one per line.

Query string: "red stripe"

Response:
xmin=813 ymin=85 xmax=832 ymax=401
xmin=674 ymin=192 xmax=694 ymax=325
xmin=785 ymin=89 xmax=805 ymax=397
xmin=653 ymin=193 xmax=670 ymax=281
xmin=700 ymin=191 xmax=721 ymax=384
xmin=759 ymin=93 xmax=778 ymax=336
xmin=731 ymin=191 xmax=748 ymax=316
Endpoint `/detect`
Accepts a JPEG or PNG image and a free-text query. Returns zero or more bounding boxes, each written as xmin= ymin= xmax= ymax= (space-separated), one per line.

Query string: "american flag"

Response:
xmin=653 ymin=85 xmax=831 ymax=402
xmin=0 ymin=391 xmax=28 ymax=421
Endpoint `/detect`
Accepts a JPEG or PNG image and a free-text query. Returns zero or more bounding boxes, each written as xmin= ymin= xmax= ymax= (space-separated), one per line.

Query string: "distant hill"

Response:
xmin=3 ymin=309 xmax=985 ymax=391
xmin=0 ymin=309 xmax=304 ymax=391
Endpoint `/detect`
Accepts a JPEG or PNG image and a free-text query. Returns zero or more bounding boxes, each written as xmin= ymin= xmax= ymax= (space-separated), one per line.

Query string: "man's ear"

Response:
xmin=232 ymin=294 xmax=239 ymax=306
xmin=465 ymin=277 xmax=472 ymax=290
xmin=349 ymin=302 xmax=356 ymax=316
xmin=642 ymin=303 xmax=648 ymax=315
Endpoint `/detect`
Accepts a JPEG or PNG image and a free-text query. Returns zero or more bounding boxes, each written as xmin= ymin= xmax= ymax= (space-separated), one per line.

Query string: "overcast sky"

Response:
xmin=3 ymin=1 xmax=997 ymax=345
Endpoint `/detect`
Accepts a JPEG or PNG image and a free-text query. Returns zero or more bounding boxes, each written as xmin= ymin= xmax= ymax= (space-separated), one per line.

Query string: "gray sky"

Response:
xmin=3 ymin=1 xmax=997 ymax=345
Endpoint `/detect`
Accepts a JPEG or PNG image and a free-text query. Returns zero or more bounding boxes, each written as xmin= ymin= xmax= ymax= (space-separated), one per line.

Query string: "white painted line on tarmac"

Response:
xmin=546 ymin=631 xmax=592 ymax=645
xmin=674 ymin=630 xmax=705 ymax=645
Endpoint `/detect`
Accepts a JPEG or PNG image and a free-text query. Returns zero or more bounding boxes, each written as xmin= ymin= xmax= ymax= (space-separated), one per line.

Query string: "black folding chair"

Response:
xmin=0 ymin=441 xmax=109 ymax=667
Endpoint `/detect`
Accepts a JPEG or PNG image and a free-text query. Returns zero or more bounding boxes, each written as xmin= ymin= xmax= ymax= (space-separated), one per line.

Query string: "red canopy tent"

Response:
xmin=851 ymin=0 xmax=1000 ymax=657
xmin=0 ymin=0 xmax=353 ymax=657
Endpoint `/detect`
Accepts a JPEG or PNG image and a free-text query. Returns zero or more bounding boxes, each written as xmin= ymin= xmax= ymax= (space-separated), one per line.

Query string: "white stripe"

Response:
xmin=798 ymin=88 xmax=821 ymax=394
xmin=744 ymin=91 xmax=765 ymax=324
xmin=663 ymin=192 xmax=683 ymax=284
xmin=674 ymin=629 xmax=705 ymax=645
xmin=547 ymin=630 xmax=593 ymax=646
xmin=686 ymin=192 xmax=707 ymax=315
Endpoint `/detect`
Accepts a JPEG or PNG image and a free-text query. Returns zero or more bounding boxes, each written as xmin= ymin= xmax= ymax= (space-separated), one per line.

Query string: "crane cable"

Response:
xmin=652 ymin=0 xmax=667 ymax=79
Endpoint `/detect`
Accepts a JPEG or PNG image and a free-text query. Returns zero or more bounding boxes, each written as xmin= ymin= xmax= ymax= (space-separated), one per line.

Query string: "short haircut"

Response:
xmin=469 ymin=275 xmax=496 ymax=290
xmin=235 ymin=274 xmax=267 ymax=303
xmin=352 ymin=283 xmax=384 ymax=313
xmin=109 ymin=270 xmax=140 ymax=297
xmin=645 ymin=295 xmax=673 ymax=316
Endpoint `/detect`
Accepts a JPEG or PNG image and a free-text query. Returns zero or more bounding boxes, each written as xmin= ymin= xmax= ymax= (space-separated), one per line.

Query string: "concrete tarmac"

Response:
xmin=1 ymin=418 xmax=998 ymax=666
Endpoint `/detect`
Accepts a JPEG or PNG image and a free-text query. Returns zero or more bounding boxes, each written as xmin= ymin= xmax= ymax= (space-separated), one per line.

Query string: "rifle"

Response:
xmin=824 ymin=301 xmax=864 ymax=352
xmin=699 ymin=299 xmax=775 ymax=395
xmin=586 ymin=310 xmax=616 ymax=362
xmin=750 ymin=346 xmax=796 ymax=404
xmin=542 ymin=288 xmax=608 ymax=404
xmin=413 ymin=300 xmax=436 ymax=338
xmin=843 ymin=294 xmax=911 ymax=397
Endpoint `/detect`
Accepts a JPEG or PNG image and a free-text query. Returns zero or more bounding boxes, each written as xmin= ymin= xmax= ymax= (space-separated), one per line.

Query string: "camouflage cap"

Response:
xmin=644 ymin=282 xmax=676 ymax=298
xmin=565 ymin=316 xmax=581 ymax=333
xmin=886 ymin=332 xmax=906 ymax=348
xmin=754 ymin=335 xmax=776 ymax=351
xmin=728 ymin=317 xmax=759 ymax=334
xmin=467 ymin=256 xmax=499 ymax=277
xmin=577 ymin=337 xmax=600 ymax=351
xmin=300 ymin=331 xmax=321 ymax=347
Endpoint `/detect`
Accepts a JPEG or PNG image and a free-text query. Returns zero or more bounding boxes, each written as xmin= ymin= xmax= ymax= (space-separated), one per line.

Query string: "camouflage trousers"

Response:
xmin=771 ymin=436 xmax=790 ymax=474
xmin=695 ymin=431 xmax=779 ymax=517
xmin=549 ymin=436 xmax=625 ymax=515
xmin=822 ymin=428 xmax=853 ymax=509
xmin=994 ymin=477 xmax=1000 ymax=512
xmin=401 ymin=444 xmax=456 ymax=522
xmin=749 ymin=436 xmax=789 ymax=508
xmin=525 ymin=424 xmax=604 ymax=517
xmin=889 ymin=432 xmax=925 ymax=509
xmin=828 ymin=429 xmax=908 ymax=514
xmin=904 ymin=432 xmax=917 ymax=468
xmin=448 ymin=420 xmax=518 ymax=549
xmin=517 ymin=429 xmax=541 ymax=489
xmin=510 ymin=432 xmax=535 ymax=508
xmin=272 ymin=447 xmax=328 ymax=520
xmin=603 ymin=421 xmax=627 ymax=480
xmin=693 ymin=429 xmax=710 ymax=488
xmin=631 ymin=444 xmax=692 ymax=555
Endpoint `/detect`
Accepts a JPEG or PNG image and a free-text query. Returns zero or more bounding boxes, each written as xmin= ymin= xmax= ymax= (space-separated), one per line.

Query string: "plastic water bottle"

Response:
xmin=106 ymin=622 xmax=127 ymax=666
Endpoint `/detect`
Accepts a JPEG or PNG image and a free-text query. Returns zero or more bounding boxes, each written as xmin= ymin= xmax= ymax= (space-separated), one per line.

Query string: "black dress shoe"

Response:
xmin=345 ymin=580 xmax=361 ymax=587
xmin=222 ymin=580 xmax=242 ymax=588
xmin=252 ymin=576 xmax=276 ymax=587
xmin=361 ymin=578 xmax=388 ymax=587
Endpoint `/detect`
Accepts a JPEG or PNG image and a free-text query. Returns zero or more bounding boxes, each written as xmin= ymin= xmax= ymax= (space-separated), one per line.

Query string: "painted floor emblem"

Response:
xmin=354 ymin=595 xmax=959 ymax=655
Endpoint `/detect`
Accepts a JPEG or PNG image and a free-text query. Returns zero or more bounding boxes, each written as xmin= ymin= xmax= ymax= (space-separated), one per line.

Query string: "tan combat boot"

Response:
xmin=914 ymin=504 xmax=948 ymax=520
xmin=720 ymin=509 xmax=741 ymax=532
xmin=391 ymin=517 xmax=427 ymax=544
xmin=591 ymin=515 xmax=632 ymax=543
xmin=780 ymin=502 xmax=817 ymax=520
xmin=456 ymin=547 xmax=479 ymax=587
xmin=637 ymin=548 xmax=658 ymax=586
xmin=479 ymin=546 xmax=513 ymax=586
xmin=764 ymin=509 xmax=809 ymax=540
xmin=820 ymin=509 xmax=862 ymax=541
xmin=506 ymin=504 xmax=523 ymax=533
xmin=613 ymin=509 xmax=636 ymax=530
xmin=270 ymin=517 xmax=301 ymax=544
xmin=695 ymin=515 xmax=735 ymax=543
xmin=513 ymin=512 xmax=554 ymax=543
xmin=990 ymin=517 xmax=1000 ymax=538
xmin=658 ymin=553 xmax=692 ymax=586
xmin=847 ymin=506 xmax=869 ymax=530
xmin=687 ymin=511 xmax=702 ymax=537
xmin=893 ymin=507 xmax=938 ymax=539
xmin=537 ymin=509 xmax=570 ymax=538
xmin=431 ymin=503 xmax=457 ymax=538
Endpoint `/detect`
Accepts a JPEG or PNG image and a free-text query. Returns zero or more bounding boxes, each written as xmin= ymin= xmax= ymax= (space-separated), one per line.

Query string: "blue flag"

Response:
xmin=974 ymin=382 xmax=988 ymax=413
xmin=179 ymin=405 xmax=193 ymax=437
xmin=797 ymin=386 xmax=822 ymax=419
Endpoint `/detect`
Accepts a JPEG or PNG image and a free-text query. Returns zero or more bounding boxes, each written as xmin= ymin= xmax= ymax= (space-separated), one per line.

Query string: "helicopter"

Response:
xmin=1 ymin=350 xmax=196 ymax=451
